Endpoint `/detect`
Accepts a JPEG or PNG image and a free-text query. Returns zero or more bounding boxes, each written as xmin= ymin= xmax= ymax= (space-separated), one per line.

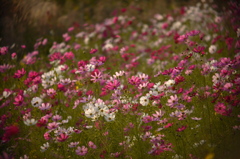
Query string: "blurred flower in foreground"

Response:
xmin=205 ymin=153 xmax=215 ymax=159
xmin=2 ymin=125 xmax=19 ymax=142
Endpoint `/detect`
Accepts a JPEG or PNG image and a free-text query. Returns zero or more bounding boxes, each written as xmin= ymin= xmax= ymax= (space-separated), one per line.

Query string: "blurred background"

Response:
xmin=0 ymin=0 xmax=232 ymax=50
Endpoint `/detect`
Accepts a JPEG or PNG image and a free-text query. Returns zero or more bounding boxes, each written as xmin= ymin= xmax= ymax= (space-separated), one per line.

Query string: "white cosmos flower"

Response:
xmin=31 ymin=97 xmax=43 ymax=107
xmin=24 ymin=118 xmax=37 ymax=126
xmin=164 ymin=79 xmax=175 ymax=87
xmin=85 ymin=64 xmax=95 ymax=72
xmin=209 ymin=45 xmax=217 ymax=54
xmin=40 ymin=142 xmax=50 ymax=152
xmin=140 ymin=96 xmax=149 ymax=106
xmin=85 ymin=107 xmax=97 ymax=118
xmin=104 ymin=113 xmax=115 ymax=122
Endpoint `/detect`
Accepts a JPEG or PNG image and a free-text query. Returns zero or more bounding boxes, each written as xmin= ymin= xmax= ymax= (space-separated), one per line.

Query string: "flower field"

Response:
xmin=0 ymin=1 xmax=240 ymax=159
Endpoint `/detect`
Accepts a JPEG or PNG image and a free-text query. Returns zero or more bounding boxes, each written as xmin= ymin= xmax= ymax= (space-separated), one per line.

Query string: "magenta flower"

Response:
xmin=90 ymin=48 xmax=98 ymax=54
xmin=214 ymin=103 xmax=232 ymax=116
xmin=11 ymin=53 xmax=17 ymax=59
xmin=177 ymin=34 xmax=188 ymax=42
xmin=44 ymin=132 xmax=51 ymax=140
xmin=187 ymin=30 xmax=200 ymax=36
xmin=164 ymin=123 xmax=174 ymax=128
xmin=193 ymin=46 xmax=205 ymax=53
xmin=176 ymin=125 xmax=187 ymax=132
xmin=128 ymin=76 xmax=141 ymax=86
xmin=37 ymin=117 xmax=48 ymax=127
xmin=57 ymin=133 xmax=69 ymax=142
xmin=76 ymin=146 xmax=88 ymax=156
xmin=13 ymin=68 xmax=26 ymax=78
xmin=13 ymin=94 xmax=24 ymax=106
xmin=0 ymin=46 xmax=8 ymax=55
xmin=105 ymin=80 xmax=120 ymax=90
xmin=2 ymin=125 xmax=19 ymax=142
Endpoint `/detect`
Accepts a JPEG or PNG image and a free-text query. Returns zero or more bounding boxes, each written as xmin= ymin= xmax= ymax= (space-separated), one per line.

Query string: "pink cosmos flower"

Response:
xmin=187 ymin=30 xmax=200 ymax=36
xmin=223 ymin=83 xmax=233 ymax=91
xmin=214 ymin=103 xmax=231 ymax=116
xmin=0 ymin=46 xmax=8 ymax=55
xmin=76 ymin=146 xmax=88 ymax=156
xmin=105 ymin=80 xmax=120 ymax=90
xmin=52 ymin=115 xmax=62 ymax=121
xmin=74 ymin=44 xmax=81 ymax=50
xmin=2 ymin=125 xmax=19 ymax=142
xmin=91 ymin=71 xmax=103 ymax=83
xmin=36 ymin=117 xmax=48 ymax=127
xmin=42 ymin=38 xmax=48 ymax=45
xmin=47 ymin=122 xmax=59 ymax=130
xmin=44 ymin=132 xmax=51 ymax=140
xmin=177 ymin=34 xmax=188 ymax=42
xmin=13 ymin=68 xmax=26 ymax=78
xmin=57 ymin=133 xmax=69 ymax=142
xmin=167 ymin=95 xmax=178 ymax=108
xmin=142 ymin=116 xmax=154 ymax=123
xmin=47 ymin=88 xmax=56 ymax=98
xmin=164 ymin=123 xmax=174 ymax=128
xmin=193 ymin=46 xmax=205 ymax=53
xmin=128 ymin=76 xmax=141 ymax=86
xmin=90 ymin=48 xmax=98 ymax=54
xmin=13 ymin=94 xmax=24 ymax=106
xmin=176 ymin=125 xmax=187 ymax=132
xmin=0 ymin=64 xmax=15 ymax=73
xmin=152 ymin=110 xmax=165 ymax=121
xmin=68 ymin=26 xmax=74 ymax=32
xmin=88 ymin=141 xmax=97 ymax=149
xmin=11 ymin=53 xmax=17 ymax=59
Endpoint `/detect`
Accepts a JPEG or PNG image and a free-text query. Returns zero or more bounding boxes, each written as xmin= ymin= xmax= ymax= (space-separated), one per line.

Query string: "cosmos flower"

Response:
xmin=13 ymin=68 xmax=26 ymax=78
xmin=140 ymin=96 xmax=149 ymax=106
xmin=31 ymin=97 xmax=43 ymax=107
xmin=76 ymin=146 xmax=88 ymax=156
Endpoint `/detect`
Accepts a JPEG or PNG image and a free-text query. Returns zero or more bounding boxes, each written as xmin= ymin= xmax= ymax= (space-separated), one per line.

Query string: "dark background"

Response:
xmin=0 ymin=0 xmax=234 ymax=50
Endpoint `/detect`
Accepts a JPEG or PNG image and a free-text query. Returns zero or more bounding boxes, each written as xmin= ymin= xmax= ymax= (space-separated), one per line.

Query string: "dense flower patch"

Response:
xmin=0 ymin=1 xmax=240 ymax=159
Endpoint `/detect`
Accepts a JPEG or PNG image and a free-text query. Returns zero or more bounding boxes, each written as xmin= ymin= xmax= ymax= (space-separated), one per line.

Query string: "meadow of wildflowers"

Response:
xmin=0 ymin=1 xmax=240 ymax=159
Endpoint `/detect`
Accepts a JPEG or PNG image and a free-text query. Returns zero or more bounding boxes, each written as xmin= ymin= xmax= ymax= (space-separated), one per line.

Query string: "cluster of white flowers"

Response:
xmin=41 ymin=65 xmax=66 ymax=88
xmin=193 ymin=140 xmax=206 ymax=148
xmin=41 ymin=70 xmax=57 ymax=89
xmin=83 ymin=99 xmax=116 ymax=122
